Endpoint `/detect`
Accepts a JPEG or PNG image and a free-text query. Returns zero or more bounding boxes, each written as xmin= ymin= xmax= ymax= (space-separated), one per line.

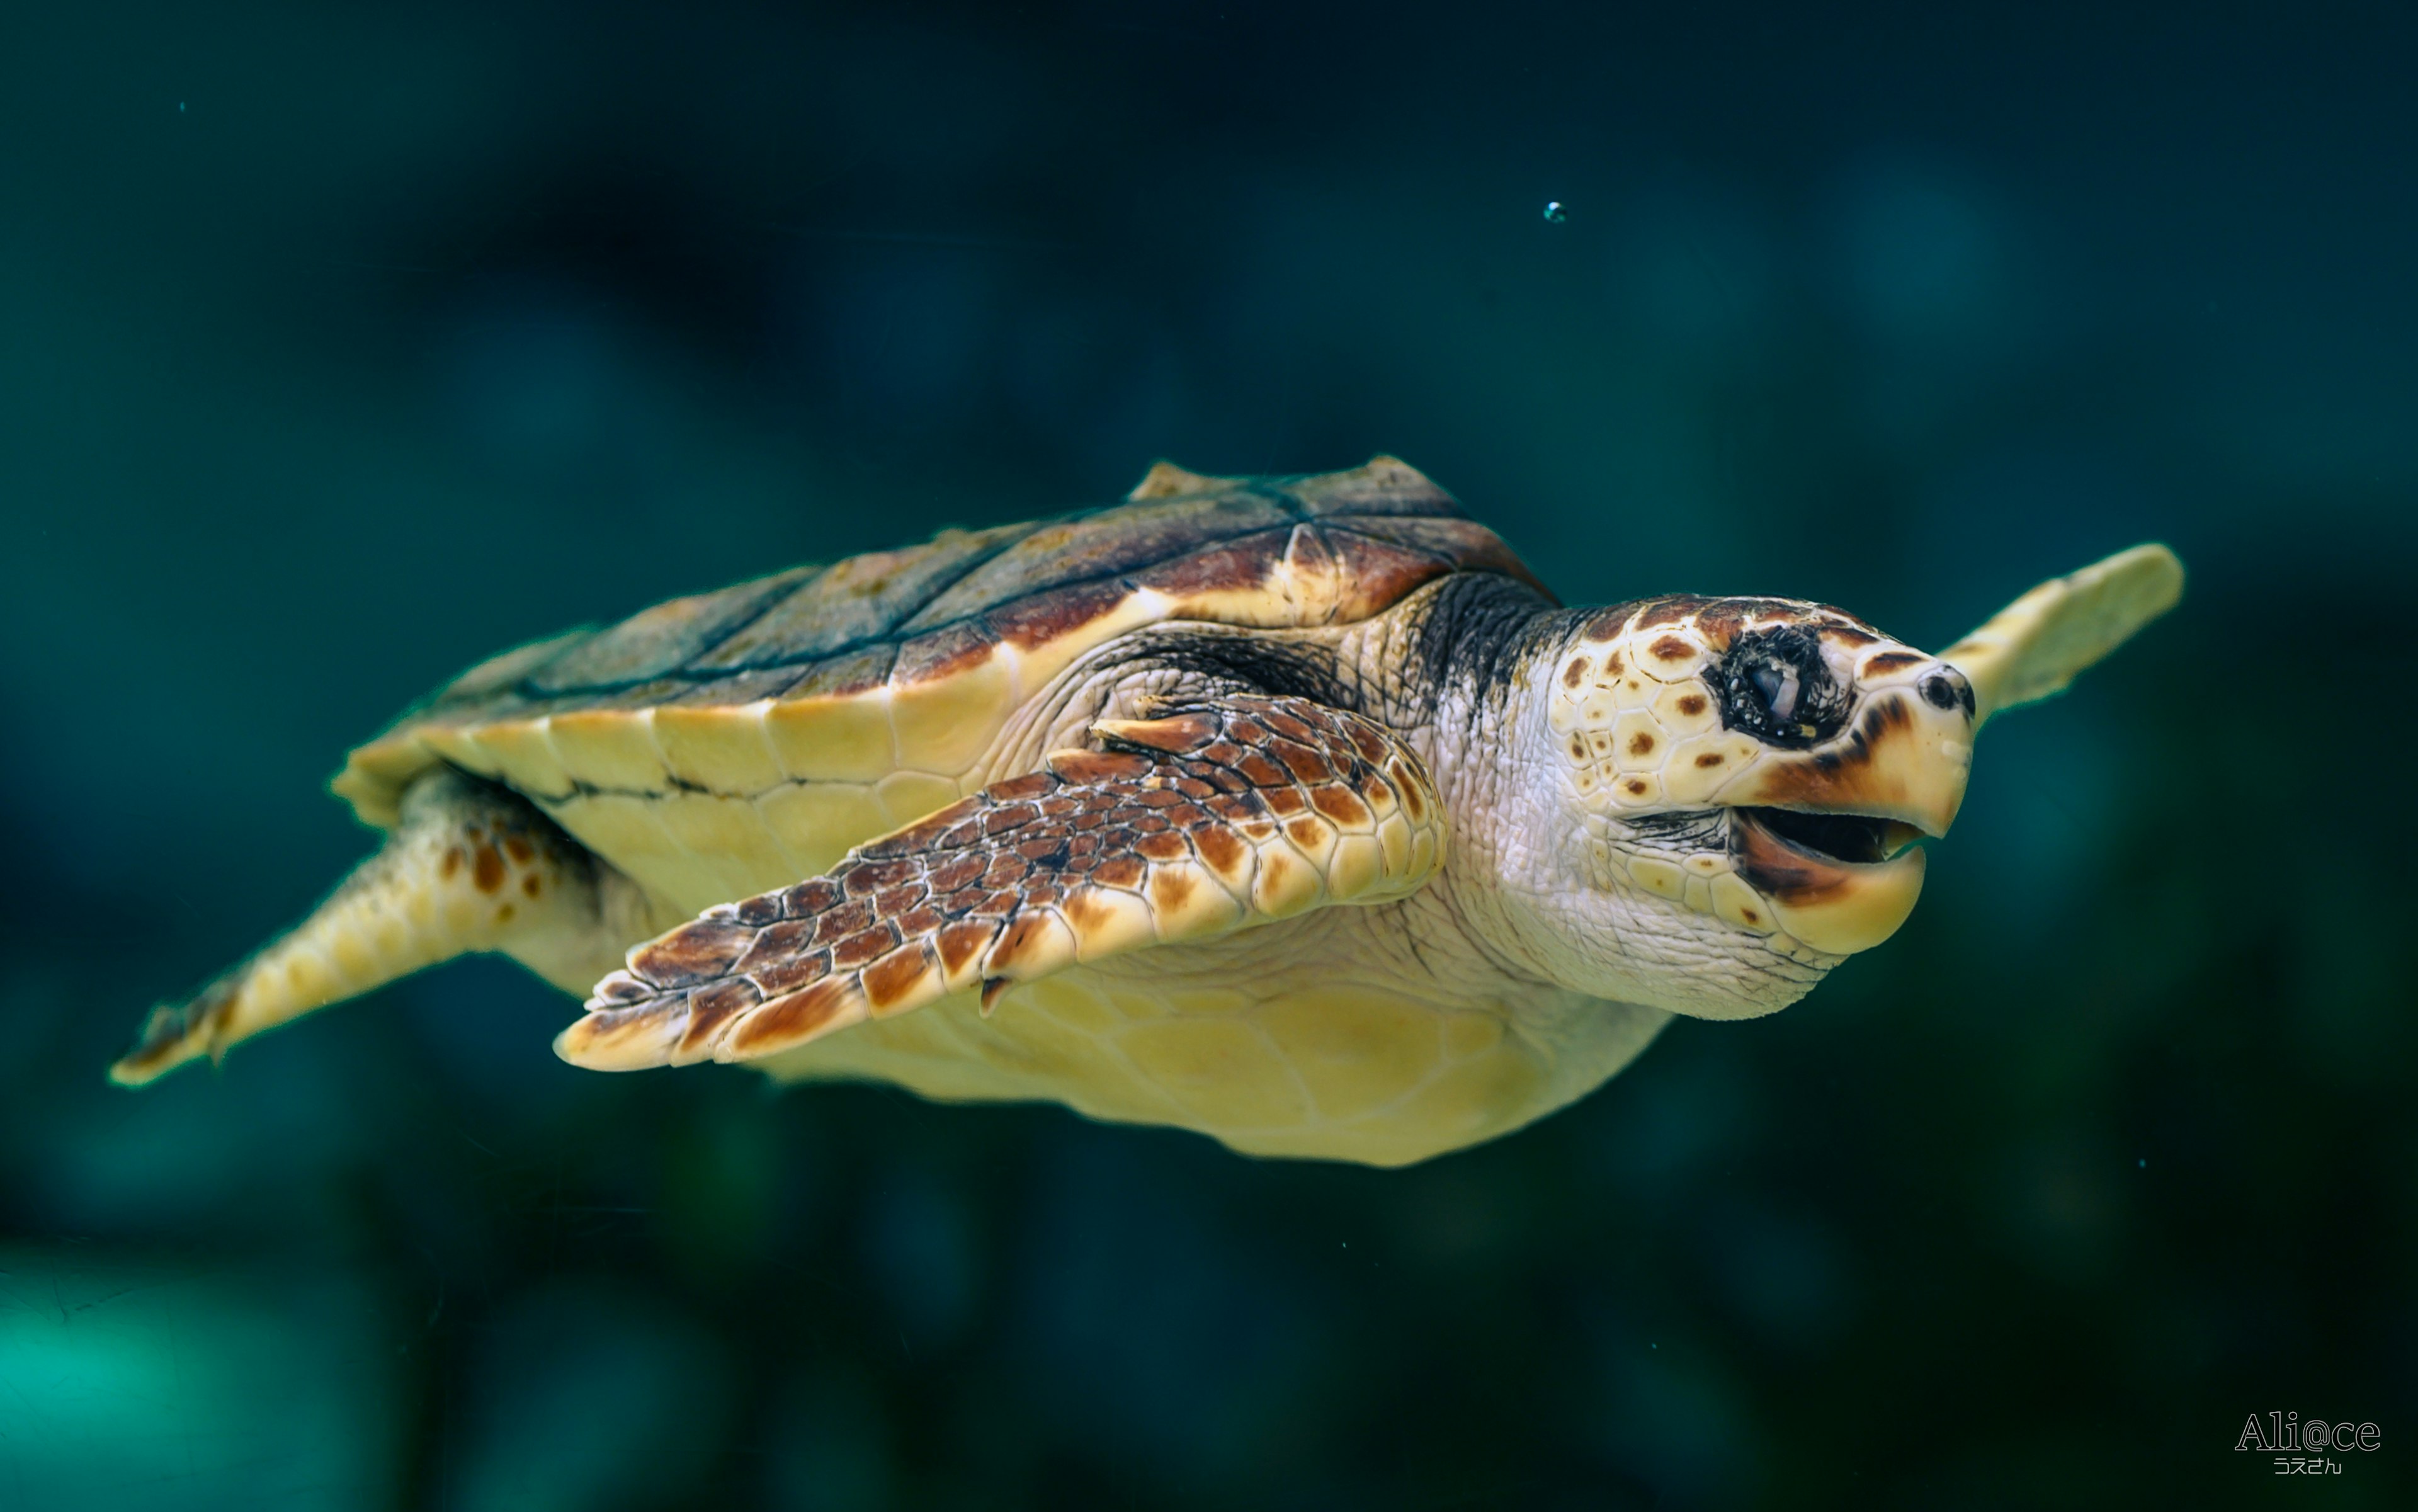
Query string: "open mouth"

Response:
xmin=1737 ymin=807 xmax=1925 ymax=867
xmin=1719 ymin=805 xmax=1933 ymax=956
xmin=1729 ymin=805 xmax=1927 ymax=913
xmin=1615 ymin=805 xmax=1934 ymax=957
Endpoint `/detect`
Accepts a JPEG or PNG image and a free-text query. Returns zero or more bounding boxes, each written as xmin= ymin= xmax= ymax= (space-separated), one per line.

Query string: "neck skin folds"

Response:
xmin=1334 ymin=580 xmax=1595 ymax=997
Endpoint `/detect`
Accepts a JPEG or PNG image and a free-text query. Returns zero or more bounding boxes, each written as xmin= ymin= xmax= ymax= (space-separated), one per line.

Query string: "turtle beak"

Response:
xmin=1729 ymin=810 xmax=1930 ymax=955
xmin=1717 ymin=679 xmax=1977 ymax=840
xmin=1712 ymin=670 xmax=1977 ymax=955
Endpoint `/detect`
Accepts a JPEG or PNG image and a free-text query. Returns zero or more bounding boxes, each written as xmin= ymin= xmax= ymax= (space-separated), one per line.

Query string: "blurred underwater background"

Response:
xmin=1 ymin=1 xmax=2414 ymax=1506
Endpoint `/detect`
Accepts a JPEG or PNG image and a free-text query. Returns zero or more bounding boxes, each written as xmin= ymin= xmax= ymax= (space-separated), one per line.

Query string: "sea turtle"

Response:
xmin=111 ymin=458 xmax=2182 ymax=1166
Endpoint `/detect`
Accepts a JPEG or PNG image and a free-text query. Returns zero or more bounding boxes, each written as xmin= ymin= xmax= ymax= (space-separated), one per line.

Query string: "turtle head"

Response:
xmin=1494 ymin=545 xmax=2181 ymax=1021
xmin=1531 ymin=597 xmax=1970 ymax=1016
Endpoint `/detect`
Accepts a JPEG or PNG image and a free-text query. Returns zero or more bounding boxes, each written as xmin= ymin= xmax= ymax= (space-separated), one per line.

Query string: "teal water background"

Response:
xmin=2 ymin=3 xmax=2413 ymax=1507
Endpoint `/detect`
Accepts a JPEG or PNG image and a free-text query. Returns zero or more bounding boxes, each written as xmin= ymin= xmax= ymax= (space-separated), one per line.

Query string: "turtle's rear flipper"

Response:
xmin=111 ymin=770 xmax=648 ymax=1086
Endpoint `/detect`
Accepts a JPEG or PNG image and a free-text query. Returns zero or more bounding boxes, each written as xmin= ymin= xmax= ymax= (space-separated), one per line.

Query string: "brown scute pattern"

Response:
xmin=1634 ymin=595 xmax=1715 ymax=630
xmin=770 ymin=642 xmax=898 ymax=703
xmin=554 ymin=696 xmax=1446 ymax=1072
xmin=900 ymin=494 xmax=1298 ymax=630
xmin=1691 ymin=598 xmax=1825 ymax=646
xmin=986 ymin=577 xmax=1135 ymax=654
xmin=487 ymin=462 xmax=1531 ymax=705
xmin=886 ymin=618 xmax=999 ymax=686
xmin=527 ymin=566 xmax=823 ymax=693
xmin=1859 ymin=650 xmax=1926 ymax=675
xmin=1584 ymin=594 xmax=1888 ymax=651
xmin=338 ymin=458 xmax=1544 ymax=825
xmin=690 ymin=524 xmax=1035 ymax=672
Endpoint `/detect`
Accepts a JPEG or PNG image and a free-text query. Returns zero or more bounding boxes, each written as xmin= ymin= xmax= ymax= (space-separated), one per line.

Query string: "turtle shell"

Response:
xmin=334 ymin=457 xmax=1544 ymax=915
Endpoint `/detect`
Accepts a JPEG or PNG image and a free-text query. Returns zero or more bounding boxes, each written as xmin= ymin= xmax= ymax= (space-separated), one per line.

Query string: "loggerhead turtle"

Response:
xmin=112 ymin=458 xmax=2181 ymax=1166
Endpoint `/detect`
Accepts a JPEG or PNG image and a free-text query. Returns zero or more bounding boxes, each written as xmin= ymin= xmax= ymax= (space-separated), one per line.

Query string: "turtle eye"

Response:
xmin=1719 ymin=627 xmax=1848 ymax=747
xmin=1751 ymin=662 xmax=1800 ymax=722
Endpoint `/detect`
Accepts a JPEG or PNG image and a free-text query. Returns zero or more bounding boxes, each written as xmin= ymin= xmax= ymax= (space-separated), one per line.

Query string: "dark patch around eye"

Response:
xmin=1718 ymin=625 xmax=1851 ymax=747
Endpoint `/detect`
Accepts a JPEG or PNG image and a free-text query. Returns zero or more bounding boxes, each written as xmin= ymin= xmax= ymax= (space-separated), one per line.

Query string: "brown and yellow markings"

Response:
xmin=330 ymin=458 xmax=1541 ymax=837
xmin=1581 ymin=608 xmax=1636 ymax=644
xmin=990 ymin=579 xmax=1133 ymax=652
xmin=1634 ymin=595 xmax=1714 ymax=630
xmin=111 ymin=770 xmax=610 ymax=1086
xmin=555 ymin=696 xmax=1445 ymax=1073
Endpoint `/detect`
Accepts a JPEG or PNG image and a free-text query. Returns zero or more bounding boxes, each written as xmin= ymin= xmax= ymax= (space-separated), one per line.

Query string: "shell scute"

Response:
xmin=528 ymin=567 xmax=819 ymax=695
xmin=690 ymin=525 xmax=1033 ymax=673
xmin=1277 ymin=455 xmax=1453 ymax=517
xmin=334 ymin=459 xmax=1541 ymax=913
xmin=902 ymin=494 xmax=1295 ymax=632
xmin=1118 ymin=526 xmax=1283 ymax=598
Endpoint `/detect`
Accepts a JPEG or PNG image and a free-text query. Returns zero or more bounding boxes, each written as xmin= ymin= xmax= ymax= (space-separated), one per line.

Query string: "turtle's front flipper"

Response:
xmin=555 ymin=696 xmax=1446 ymax=1072
xmin=112 ymin=770 xmax=652 ymax=1086
xmin=1944 ymin=543 xmax=2185 ymax=725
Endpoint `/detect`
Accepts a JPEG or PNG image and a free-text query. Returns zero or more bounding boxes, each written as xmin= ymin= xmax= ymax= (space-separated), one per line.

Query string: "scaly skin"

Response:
xmin=110 ymin=770 xmax=671 ymax=1086
xmin=556 ymin=696 xmax=1447 ymax=1072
